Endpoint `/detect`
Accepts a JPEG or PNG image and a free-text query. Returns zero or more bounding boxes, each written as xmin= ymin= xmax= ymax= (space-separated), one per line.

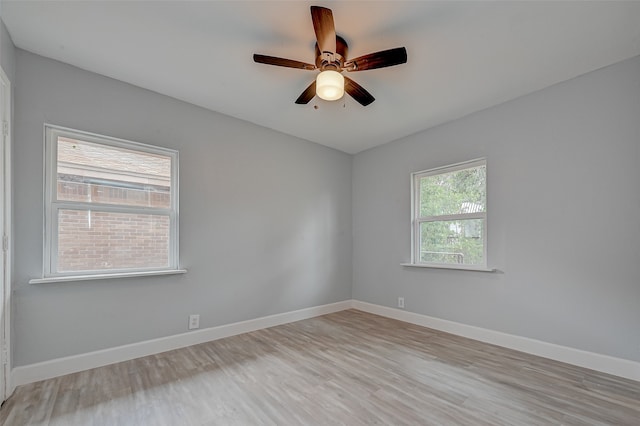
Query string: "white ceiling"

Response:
xmin=3 ymin=1 xmax=640 ymax=154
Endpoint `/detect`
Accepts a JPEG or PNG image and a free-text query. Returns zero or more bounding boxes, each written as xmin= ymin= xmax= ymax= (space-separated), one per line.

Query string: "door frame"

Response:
xmin=0 ymin=65 xmax=12 ymax=402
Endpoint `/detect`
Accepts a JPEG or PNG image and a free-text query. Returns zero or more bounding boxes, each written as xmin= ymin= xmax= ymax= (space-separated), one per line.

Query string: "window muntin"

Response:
xmin=412 ymin=159 xmax=487 ymax=268
xmin=44 ymin=125 xmax=179 ymax=278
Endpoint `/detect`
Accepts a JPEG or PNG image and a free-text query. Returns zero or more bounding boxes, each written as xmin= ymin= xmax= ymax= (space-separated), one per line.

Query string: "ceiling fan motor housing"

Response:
xmin=315 ymin=35 xmax=348 ymax=71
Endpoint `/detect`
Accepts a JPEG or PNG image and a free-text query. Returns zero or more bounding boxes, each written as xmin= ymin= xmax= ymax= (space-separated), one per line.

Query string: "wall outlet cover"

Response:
xmin=188 ymin=314 xmax=200 ymax=330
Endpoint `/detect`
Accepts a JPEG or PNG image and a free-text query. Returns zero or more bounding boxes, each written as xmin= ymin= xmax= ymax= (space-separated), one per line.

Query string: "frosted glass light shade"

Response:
xmin=316 ymin=70 xmax=344 ymax=101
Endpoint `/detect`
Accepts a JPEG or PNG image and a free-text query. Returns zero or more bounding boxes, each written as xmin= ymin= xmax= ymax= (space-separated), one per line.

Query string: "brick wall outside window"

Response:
xmin=57 ymin=181 xmax=171 ymax=272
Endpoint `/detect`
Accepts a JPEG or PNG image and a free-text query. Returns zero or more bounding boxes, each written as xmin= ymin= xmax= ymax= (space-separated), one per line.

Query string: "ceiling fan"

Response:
xmin=253 ymin=6 xmax=407 ymax=106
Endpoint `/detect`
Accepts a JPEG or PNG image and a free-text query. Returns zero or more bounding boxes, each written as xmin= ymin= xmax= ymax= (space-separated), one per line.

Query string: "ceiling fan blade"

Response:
xmin=295 ymin=81 xmax=316 ymax=104
xmin=253 ymin=54 xmax=316 ymax=70
xmin=311 ymin=6 xmax=336 ymax=53
xmin=344 ymin=47 xmax=407 ymax=72
xmin=344 ymin=76 xmax=375 ymax=106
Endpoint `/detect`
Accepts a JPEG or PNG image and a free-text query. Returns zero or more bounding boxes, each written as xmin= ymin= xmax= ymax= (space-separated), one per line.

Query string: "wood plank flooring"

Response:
xmin=1 ymin=309 xmax=639 ymax=425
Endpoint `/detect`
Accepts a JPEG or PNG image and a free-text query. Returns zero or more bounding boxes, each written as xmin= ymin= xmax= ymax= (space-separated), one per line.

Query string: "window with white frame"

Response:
xmin=411 ymin=159 xmax=486 ymax=268
xmin=43 ymin=125 xmax=179 ymax=278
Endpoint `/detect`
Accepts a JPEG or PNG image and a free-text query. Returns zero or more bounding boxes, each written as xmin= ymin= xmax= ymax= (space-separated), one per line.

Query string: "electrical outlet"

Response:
xmin=188 ymin=314 xmax=200 ymax=330
xmin=398 ymin=297 xmax=405 ymax=309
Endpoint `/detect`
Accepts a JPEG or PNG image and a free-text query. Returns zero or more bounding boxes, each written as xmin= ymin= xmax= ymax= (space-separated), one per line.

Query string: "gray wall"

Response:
xmin=0 ymin=18 xmax=15 ymax=82
xmin=11 ymin=44 xmax=640 ymax=367
xmin=13 ymin=50 xmax=352 ymax=366
xmin=353 ymin=55 xmax=640 ymax=362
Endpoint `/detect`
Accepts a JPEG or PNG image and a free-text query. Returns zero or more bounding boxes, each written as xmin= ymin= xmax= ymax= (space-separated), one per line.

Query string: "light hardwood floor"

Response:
xmin=1 ymin=309 xmax=639 ymax=425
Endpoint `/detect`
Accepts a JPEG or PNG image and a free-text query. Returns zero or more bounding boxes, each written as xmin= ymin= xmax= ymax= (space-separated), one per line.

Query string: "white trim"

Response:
xmin=418 ymin=212 xmax=485 ymax=222
xmin=351 ymin=300 xmax=640 ymax=382
xmin=11 ymin=300 xmax=352 ymax=386
xmin=0 ymin=66 xmax=12 ymax=400
xmin=45 ymin=124 xmax=178 ymax=157
xmin=11 ymin=299 xmax=640 ymax=388
xmin=411 ymin=158 xmax=487 ymax=268
xmin=41 ymin=124 xmax=180 ymax=280
xmin=414 ymin=158 xmax=486 ymax=177
xmin=29 ymin=268 xmax=187 ymax=284
xmin=400 ymin=263 xmax=496 ymax=272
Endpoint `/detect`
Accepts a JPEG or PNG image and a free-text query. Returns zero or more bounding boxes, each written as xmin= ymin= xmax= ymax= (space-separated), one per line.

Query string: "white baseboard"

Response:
xmin=11 ymin=300 xmax=352 ymax=387
xmin=351 ymin=300 xmax=640 ymax=382
xmin=11 ymin=299 xmax=640 ymax=390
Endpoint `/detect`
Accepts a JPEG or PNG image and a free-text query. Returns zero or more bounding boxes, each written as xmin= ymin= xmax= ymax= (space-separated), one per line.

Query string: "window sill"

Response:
xmin=401 ymin=263 xmax=496 ymax=272
xmin=29 ymin=269 xmax=188 ymax=284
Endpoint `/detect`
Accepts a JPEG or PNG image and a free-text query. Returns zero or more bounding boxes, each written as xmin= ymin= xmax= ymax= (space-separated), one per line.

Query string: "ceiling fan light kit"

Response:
xmin=316 ymin=70 xmax=344 ymax=101
xmin=253 ymin=6 xmax=407 ymax=106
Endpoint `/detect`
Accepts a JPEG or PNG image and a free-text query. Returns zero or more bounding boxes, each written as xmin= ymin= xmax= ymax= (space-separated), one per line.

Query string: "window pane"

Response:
xmin=57 ymin=137 xmax=171 ymax=208
xmin=58 ymin=210 xmax=170 ymax=272
xmin=419 ymin=219 xmax=484 ymax=265
xmin=419 ymin=165 xmax=485 ymax=217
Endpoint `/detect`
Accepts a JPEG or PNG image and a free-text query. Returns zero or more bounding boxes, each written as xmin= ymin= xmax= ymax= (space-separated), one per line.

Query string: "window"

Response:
xmin=411 ymin=159 xmax=487 ymax=268
xmin=42 ymin=125 xmax=179 ymax=279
